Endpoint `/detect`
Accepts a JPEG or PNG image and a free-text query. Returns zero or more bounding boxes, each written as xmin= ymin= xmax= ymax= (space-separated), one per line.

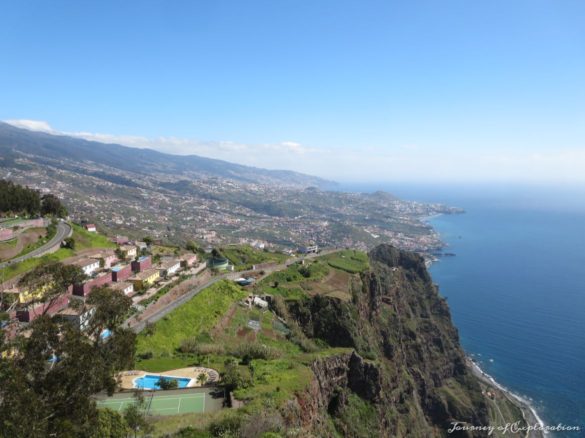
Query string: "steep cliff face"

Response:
xmin=287 ymin=245 xmax=489 ymax=437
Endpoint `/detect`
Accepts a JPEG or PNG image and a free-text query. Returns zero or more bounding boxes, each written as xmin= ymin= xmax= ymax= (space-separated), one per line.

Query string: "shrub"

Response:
xmin=175 ymin=427 xmax=209 ymax=438
xmin=209 ymin=414 xmax=243 ymax=437
xmin=179 ymin=337 xmax=198 ymax=353
xmin=221 ymin=359 xmax=253 ymax=392
xmin=287 ymin=323 xmax=318 ymax=353
xmin=137 ymin=351 xmax=153 ymax=360
xmin=239 ymin=411 xmax=284 ymax=438
xmin=179 ymin=339 xmax=226 ymax=355
xmin=230 ymin=343 xmax=281 ymax=361
xmin=63 ymin=237 xmax=75 ymax=249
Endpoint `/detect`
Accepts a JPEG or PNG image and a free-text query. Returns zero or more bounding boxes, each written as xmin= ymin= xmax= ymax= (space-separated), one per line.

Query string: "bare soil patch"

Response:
xmin=0 ymin=228 xmax=46 ymax=261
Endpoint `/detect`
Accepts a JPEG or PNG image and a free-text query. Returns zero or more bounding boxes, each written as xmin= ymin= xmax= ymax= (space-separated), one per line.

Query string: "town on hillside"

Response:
xmin=0 ymin=182 xmax=530 ymax=438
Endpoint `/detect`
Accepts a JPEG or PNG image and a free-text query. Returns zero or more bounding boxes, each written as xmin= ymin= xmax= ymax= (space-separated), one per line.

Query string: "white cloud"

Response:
xmin=4 ymin=119 xmax=318 ymax=171
xmin=5 ymin=119 xmax=55 ymax=133
xmin=4 ymin=119 xmax=585 ymax=184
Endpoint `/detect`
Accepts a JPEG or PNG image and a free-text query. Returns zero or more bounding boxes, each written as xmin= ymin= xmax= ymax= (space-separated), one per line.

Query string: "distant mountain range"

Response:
xmin=0 ymin=120 xmax=458 ymax=252
xmin=0 ymin=122 xmax=335 ymax=189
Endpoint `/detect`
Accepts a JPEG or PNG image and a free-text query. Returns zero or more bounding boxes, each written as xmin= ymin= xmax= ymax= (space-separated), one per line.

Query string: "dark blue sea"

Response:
xmin=340 ymin=183 xmax=585 ymax=435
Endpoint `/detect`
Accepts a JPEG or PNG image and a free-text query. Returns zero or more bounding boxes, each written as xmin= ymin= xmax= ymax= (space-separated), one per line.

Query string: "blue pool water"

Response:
xmin=134 ymin=374 xmax=192 ymax=390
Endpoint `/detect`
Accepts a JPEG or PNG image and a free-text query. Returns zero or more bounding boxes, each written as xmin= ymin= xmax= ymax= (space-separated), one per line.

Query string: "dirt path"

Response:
xmin=211 ymin=304 xmax=238 ymax=338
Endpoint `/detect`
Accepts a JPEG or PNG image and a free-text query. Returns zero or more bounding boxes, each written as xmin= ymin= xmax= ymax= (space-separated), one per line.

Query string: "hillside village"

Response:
xmin=0 ymin=122 xmax=461 ymax=256
xmin=0 ymin=183 xmax=530 ymax=438
xmin=1 ymin=225 xmax=191 ymax=327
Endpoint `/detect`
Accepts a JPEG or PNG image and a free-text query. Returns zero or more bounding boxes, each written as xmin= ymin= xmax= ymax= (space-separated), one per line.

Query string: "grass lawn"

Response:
xmin=320 ymin=250 xmax=369 ymax=274
xmin=150 ymin=411 xmax=227 ymax=437
xmin=71 ymin=224 xmax=116 ymax=250
xmin=137 ymin=280 xmax=247 ymax=357
xmin=0 ymin=248 xmax=76 ymax=281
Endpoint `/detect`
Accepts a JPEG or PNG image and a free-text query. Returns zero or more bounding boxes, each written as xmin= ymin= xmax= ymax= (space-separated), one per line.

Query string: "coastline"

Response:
xmin=467 ymin=357 xmax=546 ymax=438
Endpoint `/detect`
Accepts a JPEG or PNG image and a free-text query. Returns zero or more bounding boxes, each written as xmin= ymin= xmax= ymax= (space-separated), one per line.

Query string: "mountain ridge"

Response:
xmin=0 ymin=121 xmax=335 ymax=189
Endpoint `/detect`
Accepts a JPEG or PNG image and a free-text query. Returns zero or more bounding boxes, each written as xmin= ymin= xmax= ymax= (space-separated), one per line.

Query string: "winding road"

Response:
xmin=0 ymin=221 xmax=72 ymax=269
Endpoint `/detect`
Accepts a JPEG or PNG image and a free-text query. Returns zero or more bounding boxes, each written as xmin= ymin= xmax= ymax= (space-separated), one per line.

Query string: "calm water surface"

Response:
xmin=342 ymin=183 xmax=585 ymax=435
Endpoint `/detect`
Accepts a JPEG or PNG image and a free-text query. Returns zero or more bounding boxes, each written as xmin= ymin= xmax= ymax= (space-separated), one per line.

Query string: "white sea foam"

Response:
xmin=469 ymin=359 xmax=547 ymax=433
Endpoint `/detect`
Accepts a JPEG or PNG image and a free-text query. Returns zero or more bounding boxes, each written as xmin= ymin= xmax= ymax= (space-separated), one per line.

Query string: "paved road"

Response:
xmin=0 ymin=221 xmax=72 ymax=269
xmin=128 ymin=248 xmax=340 ymax=333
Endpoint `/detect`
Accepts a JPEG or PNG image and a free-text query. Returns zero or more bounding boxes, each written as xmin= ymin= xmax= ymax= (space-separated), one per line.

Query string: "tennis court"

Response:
xmin=97 ymin=392 xmax=206 ymax=416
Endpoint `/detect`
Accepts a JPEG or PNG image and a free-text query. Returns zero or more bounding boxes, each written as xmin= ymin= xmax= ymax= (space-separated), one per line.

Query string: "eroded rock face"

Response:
xmin=287 ymin=244 xmax=490 ymax=437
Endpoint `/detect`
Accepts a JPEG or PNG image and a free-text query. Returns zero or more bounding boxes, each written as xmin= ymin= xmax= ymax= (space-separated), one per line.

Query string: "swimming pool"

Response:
xmin=134 ymin=374 xmax=192 ymax=390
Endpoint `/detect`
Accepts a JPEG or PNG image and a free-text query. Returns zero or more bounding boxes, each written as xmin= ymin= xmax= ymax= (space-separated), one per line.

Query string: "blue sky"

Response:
xmin=1 ymin=0 xmax=585 ymax=183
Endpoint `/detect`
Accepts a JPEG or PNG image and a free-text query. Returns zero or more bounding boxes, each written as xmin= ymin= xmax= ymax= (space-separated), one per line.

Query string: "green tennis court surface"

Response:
xmin=97 ymin=393 xmax=206 ymax=416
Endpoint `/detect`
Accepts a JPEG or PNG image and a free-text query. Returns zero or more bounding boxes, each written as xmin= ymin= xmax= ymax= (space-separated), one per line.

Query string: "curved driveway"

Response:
xmin=0 ymin=221 xmax=72 ymax=269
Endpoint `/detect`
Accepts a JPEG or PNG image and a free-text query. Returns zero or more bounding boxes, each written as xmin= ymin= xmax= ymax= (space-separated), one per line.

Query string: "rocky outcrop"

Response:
xmin=286 ymin=244 xmax=490 ymax=437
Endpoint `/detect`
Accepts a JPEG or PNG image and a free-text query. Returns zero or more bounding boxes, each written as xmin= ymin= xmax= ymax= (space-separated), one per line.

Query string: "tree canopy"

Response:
xmin=0 ymin=179 xmax=67 ymax=218
xmin=0 ymin=179 xmax=41 ymax=216
xmin=0 ymin=276 xmax=136 ymax=438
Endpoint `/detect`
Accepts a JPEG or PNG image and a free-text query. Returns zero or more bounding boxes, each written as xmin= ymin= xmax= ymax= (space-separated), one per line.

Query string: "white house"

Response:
xmin=298 ymin=245 xmax=319 ymax=254
xmin=84 ymin=224 xmax=97 ymax=233
xmin=159 ymin=259 xmax=181 ymax=277
xmin=135 ymin=241 xmax=148 ymax=251
xmin=253 ymin=296 xmax=269 ymax=309
xmin=59 ymin=306 xmax=96 ymax=331
xmin=119 ymin=245 xmax=137 ymax=258
xmin=75 ymin=259 xmax=100 ymax=277
xmin=110 ymin=281 xmax=134 ymax=296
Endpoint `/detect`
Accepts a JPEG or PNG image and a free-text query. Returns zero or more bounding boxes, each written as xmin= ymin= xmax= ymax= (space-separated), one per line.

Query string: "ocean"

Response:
xmin=341 ymin=183 xmax=585 ymax=435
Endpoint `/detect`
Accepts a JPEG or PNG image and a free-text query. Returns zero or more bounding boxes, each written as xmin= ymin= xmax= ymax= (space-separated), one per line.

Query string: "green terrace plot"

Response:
xmin=321 ymin=249 xmax=369 ymax=273
xmin=255 ymin=259 xmax=330 ymax=298
xmin=137 ymin=280 xmax=247 ymax=357
xmin=254 ymin=257 xmax=360 ymax=302
xmin=233 ymin=359 xmax=314 ymax=409
xmin=220 ymin=244 xmax=289 ymax=271
xmin=151 ymin=244 xmax=181 ymax=257
xmin=214 ymin=305 xmax=303 ymax=357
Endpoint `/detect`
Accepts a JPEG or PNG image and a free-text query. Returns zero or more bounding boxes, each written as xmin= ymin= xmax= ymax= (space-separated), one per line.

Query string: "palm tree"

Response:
xmin=197 ymin=372 xmax=208 ymax=386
